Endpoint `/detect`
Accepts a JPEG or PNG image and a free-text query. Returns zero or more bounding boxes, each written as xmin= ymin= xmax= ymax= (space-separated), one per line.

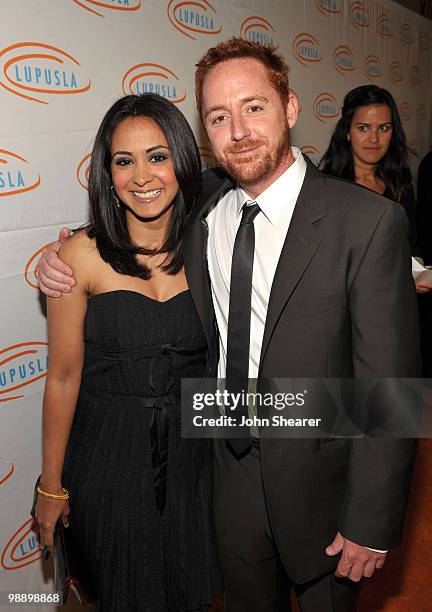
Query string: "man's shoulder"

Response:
xmin=185 ymin=167 xmax=234 ymax=224
xmin=323 ymin=173 xmax=384 ymax=204
xmin=202 ymin=166 xmax=232 ymax=198
xmin=320 ymin=173 xmax=400 ymax=222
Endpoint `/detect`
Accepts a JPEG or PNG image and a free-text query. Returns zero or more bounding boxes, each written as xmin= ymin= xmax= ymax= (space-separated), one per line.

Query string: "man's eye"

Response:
xmin=248 ymin=106 xmax=263 ymax=112
xmin=211 ymin=115 xmax=226 ymax=125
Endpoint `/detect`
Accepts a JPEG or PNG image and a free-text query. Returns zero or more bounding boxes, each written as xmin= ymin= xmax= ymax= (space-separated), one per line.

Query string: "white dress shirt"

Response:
xmin=206 ymin=146 xmax=306 ymax=379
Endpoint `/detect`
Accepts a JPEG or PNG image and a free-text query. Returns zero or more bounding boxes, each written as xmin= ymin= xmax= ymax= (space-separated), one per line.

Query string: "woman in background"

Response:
xmin=35 ymin=94 xmax=220 ymax=612
xmin=320 ymin=84 xmax=418 ymax=254
xmin=321 ymin=84 xmax=432 ymax=373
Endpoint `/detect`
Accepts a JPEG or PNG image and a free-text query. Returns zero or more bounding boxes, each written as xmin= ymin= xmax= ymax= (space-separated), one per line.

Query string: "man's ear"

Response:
xmin=286 ymin=90 xmax=299 ymax=129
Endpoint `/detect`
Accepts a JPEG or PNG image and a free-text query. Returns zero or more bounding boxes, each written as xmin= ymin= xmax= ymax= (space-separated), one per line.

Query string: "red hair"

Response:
xmin=195 ymin=37 xmax=290 ymax=114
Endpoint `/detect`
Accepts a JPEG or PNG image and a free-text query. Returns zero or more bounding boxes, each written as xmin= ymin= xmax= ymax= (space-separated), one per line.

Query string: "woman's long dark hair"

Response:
xmin=320 ymin=85 xmax=411 ymax=203
xmin=87 ymin=94 xmax=202 ymax=279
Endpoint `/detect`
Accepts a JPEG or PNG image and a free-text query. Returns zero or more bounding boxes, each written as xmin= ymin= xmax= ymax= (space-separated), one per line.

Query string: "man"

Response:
xmin=39 ymin=39 xmax=420 ymax=611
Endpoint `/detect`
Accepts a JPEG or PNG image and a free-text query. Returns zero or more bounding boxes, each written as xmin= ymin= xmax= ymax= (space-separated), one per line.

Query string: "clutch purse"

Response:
xmin=30 ymin=476 xmax=95 ymax=605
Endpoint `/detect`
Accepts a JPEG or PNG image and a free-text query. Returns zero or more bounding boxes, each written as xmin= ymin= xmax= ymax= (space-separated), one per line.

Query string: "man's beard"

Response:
xmin=221 ymin=125 xmax=291 ymax=187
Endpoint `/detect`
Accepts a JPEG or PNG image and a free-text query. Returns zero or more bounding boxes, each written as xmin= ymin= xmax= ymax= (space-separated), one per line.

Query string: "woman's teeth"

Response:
xmin=133 ymin=189 xmax=161 ymax=198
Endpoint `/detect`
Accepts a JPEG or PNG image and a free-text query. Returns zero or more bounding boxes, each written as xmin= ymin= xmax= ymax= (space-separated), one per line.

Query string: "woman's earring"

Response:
xmin=111 ymin=185 xmax=121 ymax=208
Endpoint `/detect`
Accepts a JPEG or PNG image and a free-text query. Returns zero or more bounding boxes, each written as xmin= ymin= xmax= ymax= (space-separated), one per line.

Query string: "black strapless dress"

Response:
xmin=62 ymin=290 xmax=220 ymax=611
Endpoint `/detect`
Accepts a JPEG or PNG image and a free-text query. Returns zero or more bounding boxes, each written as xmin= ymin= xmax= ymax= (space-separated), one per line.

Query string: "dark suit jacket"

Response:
xmin=183 ymin=158 xmax=421 ymax=583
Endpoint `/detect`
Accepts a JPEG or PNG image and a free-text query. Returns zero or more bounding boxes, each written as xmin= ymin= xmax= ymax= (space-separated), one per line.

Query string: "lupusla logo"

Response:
xmin=0 ymin=42 xmax=91 ymax=105
xmin=24 ymin=242 xmax=54 ymax=290
xmin=349 ymin=2 xmax=369 ymax=29
xmin=314 ymin=0 xmax=341 ymax=16
xmin=376 ymin=13 xmax=393 ymax=37
xmin=364 ymin=55 xmax=383 ymax=80
xmin=0 ymin=148 xmax=40 ymax=197
xmin=409 ymin=66 xmax=421 ymax=86
xmin=77 ymin=152 xmax=91 ymax=190
xmin=122 ymin=63 xmax=186 ymax=104
xmin=313 ymin=92 xmax=339 ymax=124
xmin=416 ymin=104 xmax=427 ymax=122
xmin=240 ymin=16 xmax=276 ymax=47
xmin=400 ymin=24 xmax=413 ymax=46
xmin=333 ymin=45 xmax=355 ymax=75
xmin=72 ymin=0 xmax=141 ymax=18
xmin=292 ymin=33 xmax=321 ymax=68
xmin=389 ymin=61 xmax=403 ymax=84
xmin=399 ymin=103 xmax=411 ymax=123
xmin=418 ymin=32 xmax=430 ymax=51
xmin=0 ymin=459 xmax=14 ymax=486
xmin=167 ymin=0 xmax=222 ymax=40
xmin=300 ymin=145 xmax=320 ymax=166
xmin=1 ymin=518 xmax=42 ymax=571
xmin=0 ymin=342 xmax=48 ymax=403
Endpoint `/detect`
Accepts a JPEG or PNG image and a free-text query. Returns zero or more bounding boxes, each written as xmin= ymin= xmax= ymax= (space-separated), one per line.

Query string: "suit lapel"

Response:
xmin=183 ymin=169 xmax=235 ymax=346
xmin=259 ymin=161 xmax=327 ymax=368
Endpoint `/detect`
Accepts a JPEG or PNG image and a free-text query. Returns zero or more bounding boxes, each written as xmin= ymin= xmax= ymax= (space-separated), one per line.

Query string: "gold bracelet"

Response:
xmin=37 ymin=484 xmax=70 ymax=501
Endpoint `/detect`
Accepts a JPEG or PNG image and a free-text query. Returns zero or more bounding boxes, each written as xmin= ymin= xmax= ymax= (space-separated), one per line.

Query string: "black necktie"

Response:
xmin=226 ymin=202 xmax=261 ymax=455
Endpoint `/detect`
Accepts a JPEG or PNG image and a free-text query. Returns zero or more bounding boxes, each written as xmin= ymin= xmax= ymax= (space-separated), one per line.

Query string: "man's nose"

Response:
xmin=230 ymin=113 xmax=250 ymax=141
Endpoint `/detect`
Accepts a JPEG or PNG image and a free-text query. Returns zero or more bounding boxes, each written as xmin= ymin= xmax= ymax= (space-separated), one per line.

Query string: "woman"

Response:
xmin=320 ymin=84 xmax=418 ymax=254
xmin=35 ymin=94 xmax=220 ymax=611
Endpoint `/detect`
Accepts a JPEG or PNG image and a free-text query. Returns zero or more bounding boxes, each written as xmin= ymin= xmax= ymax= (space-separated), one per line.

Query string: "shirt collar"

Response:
xmin=235 ymin=147 xmax=306 ymax=225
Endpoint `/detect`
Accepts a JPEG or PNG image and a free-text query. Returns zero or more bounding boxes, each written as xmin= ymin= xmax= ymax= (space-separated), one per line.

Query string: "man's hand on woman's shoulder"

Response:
xmin=38 ymin=227 xmax=75 ymax=297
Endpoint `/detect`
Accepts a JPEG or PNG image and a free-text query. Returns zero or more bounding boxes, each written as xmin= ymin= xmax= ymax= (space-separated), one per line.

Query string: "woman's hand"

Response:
xmin=35 ymin=495 xmax=70 ymax=553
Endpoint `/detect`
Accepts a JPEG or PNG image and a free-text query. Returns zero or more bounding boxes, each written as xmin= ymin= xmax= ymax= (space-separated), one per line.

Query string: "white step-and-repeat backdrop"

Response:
xmin=1 ymin=1 xmax=431 ymax=609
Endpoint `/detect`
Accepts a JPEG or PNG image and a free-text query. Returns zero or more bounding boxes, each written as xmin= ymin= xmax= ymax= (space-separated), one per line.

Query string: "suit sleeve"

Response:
xmin=338 ymin=201 xmax=421 ymax=550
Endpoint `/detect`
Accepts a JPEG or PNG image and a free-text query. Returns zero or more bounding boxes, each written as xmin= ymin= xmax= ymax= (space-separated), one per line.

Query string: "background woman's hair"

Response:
xmin=87 ymin=93 xmax=202 ymax=279
xmin=320 ymin=85 xmax=411 ymax=203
